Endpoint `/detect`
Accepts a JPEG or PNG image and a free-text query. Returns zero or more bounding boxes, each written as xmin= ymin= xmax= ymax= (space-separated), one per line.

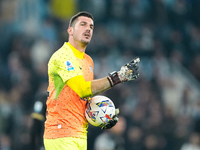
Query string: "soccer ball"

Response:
xmin=85 ymin=95 xmax=116 ymax=127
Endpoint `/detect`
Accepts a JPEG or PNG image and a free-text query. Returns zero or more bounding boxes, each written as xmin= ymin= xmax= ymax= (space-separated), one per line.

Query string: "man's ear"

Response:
xmin=68 ymin=27 xmax=73 ymax=36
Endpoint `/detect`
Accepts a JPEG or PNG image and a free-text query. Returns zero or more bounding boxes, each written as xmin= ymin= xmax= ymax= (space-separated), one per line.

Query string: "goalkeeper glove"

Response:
xmin=107 ymin=57 xmax=140 ymax=87
xmin=101 ymin=108 xmax=119 ymax=130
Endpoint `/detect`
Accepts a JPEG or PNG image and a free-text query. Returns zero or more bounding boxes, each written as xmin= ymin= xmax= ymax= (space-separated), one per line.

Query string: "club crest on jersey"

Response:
xmin=65 ymin=60 xmax=74 ymax=71
xmin=89 ymin=65 xmax=93 ymax=73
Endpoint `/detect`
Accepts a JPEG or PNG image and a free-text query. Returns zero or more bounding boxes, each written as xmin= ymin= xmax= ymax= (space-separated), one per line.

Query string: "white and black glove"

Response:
xmin=107 ymin=57 xmax=140 ymax=87
xmin=100 ymin=108 xmax=119 ymax=130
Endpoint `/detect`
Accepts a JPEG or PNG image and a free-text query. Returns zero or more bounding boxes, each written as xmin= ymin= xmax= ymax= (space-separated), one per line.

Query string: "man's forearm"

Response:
xmin=91 ymin=77 xmax=111 ymax=96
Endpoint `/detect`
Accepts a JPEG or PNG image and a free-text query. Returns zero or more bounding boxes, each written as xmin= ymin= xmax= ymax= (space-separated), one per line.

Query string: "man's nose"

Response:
xmin=86 ymin=28 xmax=90 ymax=33
xmin=86 ymin=25 xmax=91 ymax=31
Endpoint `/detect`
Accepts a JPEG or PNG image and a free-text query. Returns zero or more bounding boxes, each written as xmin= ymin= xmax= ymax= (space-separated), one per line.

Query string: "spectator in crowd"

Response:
xmin=180 ymin=132 xmax=200 ymax=150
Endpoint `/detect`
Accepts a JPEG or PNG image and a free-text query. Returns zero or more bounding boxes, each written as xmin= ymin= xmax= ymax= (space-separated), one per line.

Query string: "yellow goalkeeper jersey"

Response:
xmin=44 ymin=42 xmax=94 ymax=139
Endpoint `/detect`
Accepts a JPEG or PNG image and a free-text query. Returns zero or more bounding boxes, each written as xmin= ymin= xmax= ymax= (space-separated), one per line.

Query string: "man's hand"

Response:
xmin=100 ymin=108 xmax=119 ymax=130
xmin=107 ymin=57 xmax=140 ymax=87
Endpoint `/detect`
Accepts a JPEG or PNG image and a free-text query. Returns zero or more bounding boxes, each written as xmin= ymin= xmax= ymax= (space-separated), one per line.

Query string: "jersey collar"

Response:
xmin=65 ymin=42 xmax=84 ymax=59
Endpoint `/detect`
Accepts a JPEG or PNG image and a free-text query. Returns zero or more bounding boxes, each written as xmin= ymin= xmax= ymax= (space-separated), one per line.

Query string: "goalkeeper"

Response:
xmin=44 ymin=11 xmax=140 ymax=150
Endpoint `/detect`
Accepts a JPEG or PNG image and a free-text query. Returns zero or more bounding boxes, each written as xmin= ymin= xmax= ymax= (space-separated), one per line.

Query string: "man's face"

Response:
xmin=70 ymin=16 xmax=94 ymax=44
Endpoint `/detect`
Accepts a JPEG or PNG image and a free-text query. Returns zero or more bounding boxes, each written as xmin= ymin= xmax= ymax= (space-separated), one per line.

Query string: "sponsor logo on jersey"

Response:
xmin=65 ymin=60 xmax=74 ymax=71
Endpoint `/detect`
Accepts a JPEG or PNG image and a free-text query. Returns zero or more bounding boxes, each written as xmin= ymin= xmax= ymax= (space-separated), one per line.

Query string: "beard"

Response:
xmin=73 ymin=32 xmax=92 ymax=46
xmin=81 ymin=39 xmax=90 ymax=45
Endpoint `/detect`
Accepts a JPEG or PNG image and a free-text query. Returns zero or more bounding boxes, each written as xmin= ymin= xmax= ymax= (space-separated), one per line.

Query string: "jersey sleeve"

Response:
xmin=67 ymin=75 xmax=92 ymax=98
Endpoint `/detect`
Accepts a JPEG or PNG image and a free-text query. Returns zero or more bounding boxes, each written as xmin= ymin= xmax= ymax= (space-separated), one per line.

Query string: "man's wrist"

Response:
xmin=107 ymin=71 xmax=121 ymax=87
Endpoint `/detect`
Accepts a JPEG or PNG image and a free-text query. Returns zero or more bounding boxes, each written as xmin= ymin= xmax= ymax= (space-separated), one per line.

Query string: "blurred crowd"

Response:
xmin=0 ymin=0 xmax=200 ymax=150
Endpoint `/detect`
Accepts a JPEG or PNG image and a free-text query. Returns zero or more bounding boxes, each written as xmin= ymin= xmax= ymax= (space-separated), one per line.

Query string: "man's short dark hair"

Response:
xmin=69 ymin=11 xmax=94 ymax=27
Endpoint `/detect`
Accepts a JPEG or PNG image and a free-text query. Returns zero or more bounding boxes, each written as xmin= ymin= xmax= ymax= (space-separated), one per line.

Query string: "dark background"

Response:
xmin=0 ymin=0 xmax=200 ymax=150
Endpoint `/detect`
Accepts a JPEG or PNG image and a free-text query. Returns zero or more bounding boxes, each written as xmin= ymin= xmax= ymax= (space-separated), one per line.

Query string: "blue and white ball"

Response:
xmin=85 ymin=95 xmax=115 ymax=127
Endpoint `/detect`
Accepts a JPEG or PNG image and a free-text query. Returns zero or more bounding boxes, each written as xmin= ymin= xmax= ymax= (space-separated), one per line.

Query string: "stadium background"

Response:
xmin=0 ymin=0 xmax=200 ymax=149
